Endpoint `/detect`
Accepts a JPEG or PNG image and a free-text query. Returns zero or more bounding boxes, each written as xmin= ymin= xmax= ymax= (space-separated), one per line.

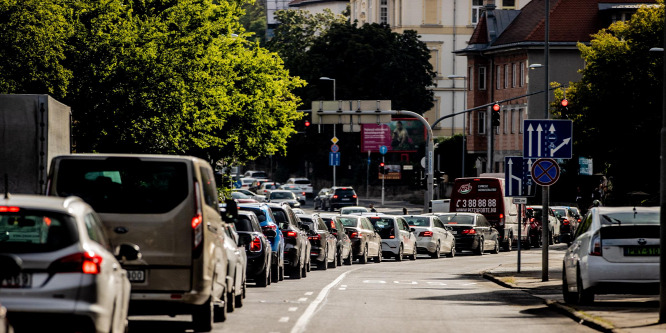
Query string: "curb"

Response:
xmin=482 ymin=272 xmax=618 ymax=333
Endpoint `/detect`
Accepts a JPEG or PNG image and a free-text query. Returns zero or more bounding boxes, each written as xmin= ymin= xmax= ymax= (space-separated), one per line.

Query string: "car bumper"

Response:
xmin=585 ymin=256 xmax=660 ymax=293
xmin=381 ymin=239 xmax=401 ymax=256
xmin=454 ymin=236 xmax=479 ymax=251
xmin=415 ymin=239 xmax=437 ymax=253
xmin=246 ymin=251 xmax=270 ymax=278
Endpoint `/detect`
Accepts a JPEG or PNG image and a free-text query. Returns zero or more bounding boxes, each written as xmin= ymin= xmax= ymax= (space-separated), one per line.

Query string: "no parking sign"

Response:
xmin=530 ymin=158 xmax=560 ymax=186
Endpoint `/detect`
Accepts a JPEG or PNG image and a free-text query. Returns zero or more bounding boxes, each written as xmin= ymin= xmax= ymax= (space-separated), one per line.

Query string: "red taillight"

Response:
xmin=389 ymin=235 xmax=395 ymax=239
xmin=350 ymin=232 xmax=361 ymax=239
xmin=499 ymin=213 xmax=504 ymax=219
xmin=563 ymin=219 xmax=570 ymax=225
xmin=590 ymin=233 xmax=602 ymax=256
xmin=352 ymin=195 xmax=357 ymax=199
xmin=530 ymin=218 xmax=535 ymax=223
xmin=192 ymin=215 xmax=202 ymax=229
xmin=250 ymin=236 xmax=262 ymax=252
xmin=192 ymin=182 xmax=203 ymax=253
xmin=50 ymin=251 xmax=103 ymax=275
xmin=419 ymin=231 xmax=433 ymax=237
xmin=462 ymin=229 xmax=477 ymax=235
xmin=284 ymin=230 xmax=298 ymax=238
xmin=333 ymin=195 xmax=339 ymax=199
xmin=309 ymin=234 xmax=321 ymax=240
xmin=0 ymin=206 xmax=20 ymax=212
xmin=302 ymin=192 xmax=306 ymax=195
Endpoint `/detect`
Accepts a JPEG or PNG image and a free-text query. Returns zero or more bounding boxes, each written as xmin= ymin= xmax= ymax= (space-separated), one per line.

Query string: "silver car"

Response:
xmin=562 ymin=206 xmax=660 ymax=304
xmin=406 ymin=215 xmax=456 ymax=258
xmin=366 ymin=215 xmax=417 ymax=261
xmin=0 ymin=195 xmax=139 ymax=333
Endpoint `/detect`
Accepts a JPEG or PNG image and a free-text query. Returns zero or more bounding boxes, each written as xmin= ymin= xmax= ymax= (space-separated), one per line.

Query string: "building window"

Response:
xmin=429 ymin=48 xmax=440 ymax=76
xmin=520 ymin=62 xmax=525 ymax=87
xmin=424 ymin=0 xmax=439 ymax=25
xmin=503 ymin=110 xmax=509 ymax=134
xmin=512 ymin=63 xmax=516 ymax=88
xmin=511 ymin=109 xmax=517 ymax=133
xmin=468 ymin=66 xmax=473 ymax=91
xmin=504 ymin=64 xmax=509 ymax=89
xmin=496 ymin=65 xmax=501 ymax=89
xmin=478 ymin=111 xmax=486 ymax=134
xmin=478 ymin=66 xmax=486 ymax=90
xmin=472 ymin=0 xmax=483 ymax=24
xmin=519 ymin=108 xmax=524 ymax=133
xmin=502 ymin=0 xmax=516 ymax=9
xmin=380 ymin=0 xmax=389 ymax=24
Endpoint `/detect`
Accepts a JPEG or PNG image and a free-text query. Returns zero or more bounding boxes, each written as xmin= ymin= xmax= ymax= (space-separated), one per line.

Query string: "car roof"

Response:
xmin=0 ymin=194 xmax=88 ymax=215
xmin=594 ymin=206 xmax=659 ymax=214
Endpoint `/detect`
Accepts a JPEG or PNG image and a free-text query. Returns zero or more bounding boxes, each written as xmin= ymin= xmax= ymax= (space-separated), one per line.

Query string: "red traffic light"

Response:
xmin=560 ymin=99 xmax=569 ymax=107
xmin=379 ymin=162 xmax=385 ymax=167
xmin=304 ymin=119 xmax=310 ymax=127
xmin=492 ymin=104 xmax=500 ymax=111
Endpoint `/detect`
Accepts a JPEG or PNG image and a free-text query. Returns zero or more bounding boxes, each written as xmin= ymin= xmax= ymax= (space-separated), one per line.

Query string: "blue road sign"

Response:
xmin=379 ymin=145 xmax=388 ymax=155
xmin=504 ymin=157 xmax=536 ymax=197
xmin=531 ymin=158 xmax=560 ymax=186
xmin=329 ymin=152 xmax=340 ymax=166
xmin=523 ymin=120 xmax=573 ymax=159
xmin=331 ymin=144 xmax=340 ymax=153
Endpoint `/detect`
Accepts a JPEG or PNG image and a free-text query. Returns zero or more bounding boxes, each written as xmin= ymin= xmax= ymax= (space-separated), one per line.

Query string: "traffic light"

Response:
xmin=379 ymin=162 xmax=385 ymax=174
xmin=560 ymin=99 xmax=568 ymax=107
xmin=304 ymin=119 xmax=311 ymax=127
xmin=491 ymin=103 xmax=501 ymax=127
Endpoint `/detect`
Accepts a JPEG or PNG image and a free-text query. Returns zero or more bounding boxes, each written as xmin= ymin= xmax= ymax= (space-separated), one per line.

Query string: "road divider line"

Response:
xmin=291 ymin=267 xmax=361 ymax=333
xmin=304 ymin=292 xmax=313 ymax=296
xmin=297 ymin=298 xmax=308 ymax=302
xmin=288 ymin=307 xmax=298 ymax=312
xmin=279 ymin=317 xmax=290 ymax=323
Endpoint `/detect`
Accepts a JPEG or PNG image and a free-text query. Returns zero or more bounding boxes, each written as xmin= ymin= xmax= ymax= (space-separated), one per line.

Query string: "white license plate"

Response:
xmin=127 ymin=269 xmax=146 ymax=282
xmin=1 ymin=272 xmax=32 ymax=288
xmin=450 ymin=231 xmax=457 ymax=235
xmin=342 ymin=198 xmax=350 ymax=201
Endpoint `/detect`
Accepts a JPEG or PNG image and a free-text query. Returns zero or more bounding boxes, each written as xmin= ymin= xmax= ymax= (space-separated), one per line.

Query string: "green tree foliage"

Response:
xmin=554 ymin=3 xmax=663 ymax=200
xmin=239 ymin=0 xmax=266 ymax=45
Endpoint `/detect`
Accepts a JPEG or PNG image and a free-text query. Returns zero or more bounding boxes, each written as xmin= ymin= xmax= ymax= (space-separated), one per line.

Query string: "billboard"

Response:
xmin=361 ymin=118 xmax=425 ymax=153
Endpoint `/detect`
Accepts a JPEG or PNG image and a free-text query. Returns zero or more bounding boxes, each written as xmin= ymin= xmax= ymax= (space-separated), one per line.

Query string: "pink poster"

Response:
xmin=361 ymin=124 xmax=391 ymax=152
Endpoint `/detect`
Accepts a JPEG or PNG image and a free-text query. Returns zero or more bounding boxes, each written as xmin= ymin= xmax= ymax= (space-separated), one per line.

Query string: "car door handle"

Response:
xmin=207 ymin=223 xmax=217 ymax=232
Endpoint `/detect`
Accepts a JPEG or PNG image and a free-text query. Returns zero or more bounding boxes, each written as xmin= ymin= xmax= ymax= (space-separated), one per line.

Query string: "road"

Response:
xmin=129 ymin=242 xmax=596 ymax=333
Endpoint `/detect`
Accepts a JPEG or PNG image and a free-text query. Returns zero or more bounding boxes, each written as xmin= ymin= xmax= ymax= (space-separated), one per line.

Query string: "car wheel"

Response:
xmin=226 ymin=287 xmax=235 ymax=312
xmin=562 ymin=265 xmax=577 ymax=304
xmin=395 ymin=245 xmax=403 ymax=262
xmin=410 ymin=245 xmax=417 ymax=260
xmin=344 ymin=249 xmax=353 ymax=265
xmin=329 ymin=249 xmax=338 ymax=268
xmin=270 ymin=262 xmax=278 ymax=284
xmin=278 ymin=261 xmax=285 ymax=281
xmin=446 ymin=243 xmax=455 ymax=258
xmin=235 ymin=279 xmax=245 ymax=308
xmin=549 ymin=229 xmax=555 ymax=245
xmin=430 ymin=242 xmax=440 ymax=259
xmin=319 ymin=249 xmax=329 ymax=270
xmin=576 ymin=266 xmax=594 ymax=304
xmin=336 ymin=248 xmax=343 ymax=266
xmin=302 ymin=258 xmax=308 ymax=277
xmin=256 ymin=267 xmax=269 ymax=287
xmin=474 ymin=238 xmax=484 ymax=255
xmin=374 ymin=247 xmax=382 ymax=263
xmin=359 ymin=246 xmax=368 ymax=264
xmin=212 ymin=286 xmax=227 ymax=324
xmin=492 ymin=238 xmax=500 ymax=254
xmin=291 ymin=260 xmax=302 ymax=279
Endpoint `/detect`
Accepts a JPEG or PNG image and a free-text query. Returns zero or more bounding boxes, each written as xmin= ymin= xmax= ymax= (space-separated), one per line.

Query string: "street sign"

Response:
xmin=379 ymin=145 xmax=388 ymax=155
xmin=329 ymin=152 xmax=340 ymax=166
xmin=523 ymin=120 xmax=573 ymax=159
xmin=331 ymin=136 xmax=339 ymax=144
xmin=331 ymin=144 xmax=339 ymax=153
xmin=513 ymin=197 xmax=527 ymax=204
xmin=504 ymin=156 xmax=536 ymax=197
xmin=531 ymin=158 xmax=560 ymax=186
xmin=311 ymin=100 xmax=392 ymax=124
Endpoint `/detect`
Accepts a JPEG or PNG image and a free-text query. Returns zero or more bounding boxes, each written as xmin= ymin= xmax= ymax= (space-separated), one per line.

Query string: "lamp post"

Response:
xmin=320 ymin=76 xmax=337 ymax=186
xmin=447 ymin=74 xmax=467 ymax=177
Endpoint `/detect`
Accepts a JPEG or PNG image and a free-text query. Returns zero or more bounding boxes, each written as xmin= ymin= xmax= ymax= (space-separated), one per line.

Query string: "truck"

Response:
xmin=0 ymin=94 xmax=70 ymax=194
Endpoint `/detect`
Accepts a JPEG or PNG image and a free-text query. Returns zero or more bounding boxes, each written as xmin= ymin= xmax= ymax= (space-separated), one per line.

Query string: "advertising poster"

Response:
xmin=362 ymin=119 xmax=425 ymax=153
xmin=379 ymin=164 xmax=401 ymax=180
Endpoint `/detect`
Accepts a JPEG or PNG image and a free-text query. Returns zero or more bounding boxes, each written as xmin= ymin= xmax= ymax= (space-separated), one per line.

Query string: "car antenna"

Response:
xmin=4 ymin=174 xmax=9 ymax=199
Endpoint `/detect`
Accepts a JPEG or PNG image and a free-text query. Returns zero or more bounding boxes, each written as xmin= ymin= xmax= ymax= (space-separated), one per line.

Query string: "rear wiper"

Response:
xmin=601 ymin=215 xmax=621 ymax=226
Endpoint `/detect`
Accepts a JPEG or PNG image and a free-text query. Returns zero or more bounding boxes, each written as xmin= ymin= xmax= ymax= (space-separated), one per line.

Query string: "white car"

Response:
xmin=562 ymin=206 xmax=660 ymax=304
xmin=239 ymin=177 xmax=256 ymax=190
xmin=340 ymin=206 xmax=368 ymax=214
xmin=406 ymin=215 xmax=456 ymax=258
xmin=0 ymin=195 xmax=140 ymax=333
xmin=285 ymin=178 xmax=313 ymax=198
xmin=278 ymin=184 xmax=306 ymax=205
xmin=232 ymin=189 xmax=266 ymax=202
xmin=366 ymin=215 xmax=418 ymax=261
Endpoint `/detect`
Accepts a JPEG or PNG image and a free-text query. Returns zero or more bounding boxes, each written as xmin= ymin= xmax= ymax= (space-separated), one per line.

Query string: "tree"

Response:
xmin=554 ymin=3 xmax=663 ymax=202
xmin=239 ymin=0 xmax=266 ymax=45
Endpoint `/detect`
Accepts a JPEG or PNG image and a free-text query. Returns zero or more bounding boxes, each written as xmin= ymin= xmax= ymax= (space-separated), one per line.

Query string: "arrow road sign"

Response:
xmin=531 ymin=158 xmax=560 ymax=186
xmin=504 ymin=157 xmax=536 ymax=197
xmin=523 ymin=120 xmax=572 ymax=159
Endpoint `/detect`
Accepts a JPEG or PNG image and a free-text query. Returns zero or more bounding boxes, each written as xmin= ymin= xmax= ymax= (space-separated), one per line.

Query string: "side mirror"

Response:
xmin=410 ymin=228 xmax=416 ymax=233
xmin=263 ymin=229 xmax=277 ymax=238
xmin=115 ymin=243 xmax=141 ymax=261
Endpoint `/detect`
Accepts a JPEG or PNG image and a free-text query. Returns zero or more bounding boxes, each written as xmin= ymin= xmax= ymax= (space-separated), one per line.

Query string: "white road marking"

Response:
xmin=426 ymin=282 xmax=447 ymax=286
xmin=291 ymin=267 xmax=361 ymax=333
xmin=288 ymin=307 xmax=298 ymax=312
xmin=393 ymin=280 xmax=418 ymax=285
xmin=297 ymin=298 xmax=308 ymax=302
xmin=304 ymin=292 xmax=313 ymax=296
xmin=279 ymin=317 xmax=290 ymax=323
xmin=362 ymin=280 xmax=386 ymax=284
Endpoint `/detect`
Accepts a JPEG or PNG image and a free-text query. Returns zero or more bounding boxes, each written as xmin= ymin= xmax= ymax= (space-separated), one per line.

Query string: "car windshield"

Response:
xmin=368 ymin=218 xmax=395 ymax=239
xmin=337 ymin=217 xmax=359 ymax=227
xmin=0 ymin=209 xmax=78 ymax=253
xmin=335 ymin=189 xmax=355 ymax=196
xmin=439 ymin=214 xmax=475 ymax=225
xmin=405 ymin=217 xmax=430 ymax=226
xmin=300 ymin=221 xmax=315 ymax=230
xmin=552 ymin=208 xmax=566 ymax=216
xmin=231 ymin=192 xmax=250 ymax=199
xmin=271 ymin=192 xmax=294 ymax=200
xmin=240 ymin=206 xmax=270 ymax=223
xmin=600 ymin=211 xmax=660 ymax=226
xmin=294 ymin=180 xmax=310 ymax=185
xmin=249 ymin=172 xmax=268 ymax=178
xmin=341 ymin=207 xmax=367 ymax=214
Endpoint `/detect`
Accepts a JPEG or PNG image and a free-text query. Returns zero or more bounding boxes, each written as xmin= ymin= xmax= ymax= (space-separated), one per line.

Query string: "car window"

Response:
xmin=478 ymin=215 xmax=491 ymax=227
xmin=434 ymin=218 xmax=445 ymax=229
xmin=600 ymin=211 xmax=660 ymax=226
xmin=404 ymin=216 xmax=429 ymax=226
xmin=337 ymin=217 xmax=358 ymax=227
xmin=369 ymin=218 xmax=394 ymax=239
xmin=294 ymin=180 xmax=310 ymax=185
xmin=271 ymin=209 xmax=289 ymax=230
xmin=335 ymin=189 xmax=356 ymax=196
xmin=440 ymin=214 xmax=475 ymax=225
xmin=0 ymin=209 xmax=79 ymax=253
xmin=574 ymin=212 xmax=593 ymax=238
xmin=240 ymin=206 xmax=269 ymax=223
xmin=84 ymin=213 xmax=110 ymax=249
xmin=402 ymin=221 xmax=411 ymax=231
xmin=234 ymin=216 xmax=254 ymax=232
xmin=317 ymin=219 xmax=328 ymax=231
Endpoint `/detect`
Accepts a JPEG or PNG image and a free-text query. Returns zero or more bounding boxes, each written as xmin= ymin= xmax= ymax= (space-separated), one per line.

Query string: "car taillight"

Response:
xmin=0 ymin=206 xmax=20 ymax=212
xmin=283 ymin=230 xmax=298 ymax=238
xmin=352 ymin=195 xmax=357 ymax=199
xmin=333 ymin=195 xmax=338 ymax=199
xmin=419 ymin=231 xmax=433 ymax=237
xmin=302 ymin=192 xmax=306 ymax=195
xmin=49 ymin=251 xmax=103 ymax=275
xmin=250 ymin=236 xmax=262 ymax=252
xmin=192 ymin=182 xmax=203 ymax=255
xmin=590 ymin=233 xmax=602 ymax=256
xmin=262 ymin=225 xmax=277 ymax=231
xmin=462 ymin=229 xmax=476 ymax=235
xmin=563 ymin=219 xmax=570 ymax=225
xmin=309 ymin=234 xmax=321 ymax=240
xmin=350 ymin=232 xmax=361 ymax=239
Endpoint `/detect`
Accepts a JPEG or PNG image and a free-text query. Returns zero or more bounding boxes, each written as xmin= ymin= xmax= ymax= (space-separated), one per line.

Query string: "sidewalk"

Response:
xmin=482 ymin=246 xmax=665 ymax=333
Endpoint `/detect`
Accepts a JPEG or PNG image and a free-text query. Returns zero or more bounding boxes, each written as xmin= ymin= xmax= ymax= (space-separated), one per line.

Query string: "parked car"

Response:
xmin=525 ymin=205 xmax=561 ymax=245
xmin=243 ymin=170 xmax=269 ymax=180
xmin=47 ymin=154 xmax=228 ymax=332
xmin=240 ymin=177 xmax=256 ymax=190
xmin=221 ymin=222 xmax=247 ymax=312
xmin=563 ymin=206 xmax=660 ymax=304
xmin=237 ymin=203 xmax=285 ymax=283
xmin=314 ymin=188 xmax=332 ymax=210
xmin=297 ymin=214 xmax=337 ymax=270
xmin=0 ymin=194 xmax=140 ymax=333
xmin=551 ymin=206 xmax=579 ymax=244
xmin=256 ymin=182 xmax=281 ymax=197
xmin=285 ymin=177 xmax=314 ymax=198
xmin=268 ymin=203 xmax=311 ymax=279
xmin=336 ymin=215 xmax=382 ymax=264
xmin=292 ymin=208 xmax=306 ymax=215
xmin=319 ymin=213 xmax=354 ymax=266
xmin=407 ymin=215 xmax=456 ymax=258
xmin=230 ymin=191 xmax=258 ymax=203
xmin=232 ymin=189 xmax=266 ymax=202
xmin=367 ymin=215 xmax=418 ymax=261
xmin=234 ymin=211 xmax=273 ymax=287
xmin=324 ymin=186 xmax=359 ymax=211
xmin=268 ymin=190 xmax=301 ymax=208
xmin=340 ymin=206 xmax=369 ymax=214
xmin=438 ymin=212 xmax=500 ymax=255
xmin=278 ymin=184 xmax=306 ymax=205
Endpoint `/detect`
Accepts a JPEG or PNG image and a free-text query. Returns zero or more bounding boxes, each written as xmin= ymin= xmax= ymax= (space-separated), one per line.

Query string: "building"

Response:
xmin=288 ymin=0 xmax=349 ymax=14
xmin=454 ymin=0 xmax=656 ymax=174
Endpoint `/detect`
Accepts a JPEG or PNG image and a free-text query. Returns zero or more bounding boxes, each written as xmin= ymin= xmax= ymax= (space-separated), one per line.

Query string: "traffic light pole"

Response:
xmin=381 ymin=155 xmax=385 ymax=206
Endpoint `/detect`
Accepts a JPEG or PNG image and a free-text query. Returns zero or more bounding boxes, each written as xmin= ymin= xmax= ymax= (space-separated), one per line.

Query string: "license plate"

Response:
xmin=624 ymin=246 xmax=660 ymax=256
xmin=342 ymin=198 xmax=350 ymax=201
xmin=127 ymin=269 xmax=146 ymax=282
xmin=450 ymin=231 xmax=457 ymax=235
xmin=1 ymin=272 xmax=32 ymax=288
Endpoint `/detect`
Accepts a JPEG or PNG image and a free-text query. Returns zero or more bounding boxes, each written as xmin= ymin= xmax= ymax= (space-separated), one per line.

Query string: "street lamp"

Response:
xmin=448 ymin=74 xmax=467 ymax=177
xmin=528 ymin=63 xmax=544 ymax=69
xmin=319 ymin=77 xmax=336 ymax=100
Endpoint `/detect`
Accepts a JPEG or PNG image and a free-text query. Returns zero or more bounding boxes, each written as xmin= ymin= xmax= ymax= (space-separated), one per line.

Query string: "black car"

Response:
xmin=268 ymin=203 xmax=311 ymax=279
xmin=319 ymin=214 xmax=354 ymax=266
xmin=297 ymin=214 xmax=337 ymax=270
xmin=336 ymin=215 xmax=382 ymax=264
xmin=313 ymin=188 xmax=331 ymax=211
xmin=325 ymin=186 xmax=359 ymax=211
xmin=234 ymin=211 xmax=274 ymax=287
xmin=438 ymin=212 xmax=500 ymax=255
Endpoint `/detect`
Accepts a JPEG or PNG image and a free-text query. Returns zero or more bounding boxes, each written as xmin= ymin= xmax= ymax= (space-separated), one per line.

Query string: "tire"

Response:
xmin=549 ymin=229 xmax=555 ymax=245
xmin=270 ymin=262 xmax=278 ymax=284
xmin=395 ymin=245 xmax=403 ymax=262
xmin=502 ymin=236 xmax=512 ymax=252
xmin=279 ymin=262 xmax=285 ymax=281
xmin=336 ymin=248 xmax=342 ymax=267
xmin=291 ymin=260 xmax=302 ymax=279
xmin=576 ymin=266 xmax=594 ymax=304
xmin=256 ymin=268 xmax=269 ymax=287
xmin=359 ymin=246 xmax=368 ymax=264
xmin=562 ymin=265 xmax=577 ymax=304
xmin=374 ymin=248 xmax=382 ymax=263
xmin=226 ymin=288 xmax=235 ymax=312
xmin=430 ymin=242 xmax=440 ymax=259
xmin=329 ymin=249 xmax=338 ymax=268
xmin=446 ymin=243 xmax=455 ymax=258
xmin=344 ymin=249 xmax=353 ymax=265
xmin=302 ymin=258 xmax=308 ymax=277
xmin=193 ymin=296 xmax=214 ymax=330
xmin=212 ymin=285 xmax=227 ymax=324
xmin=410 ymin=246 xmax=417 ymax=260
xmin=492 ymin=238 xmax=500 ymax=254
xmin=474 ymin=238 xmax=484 ymax=255
xmin=318 ymin=252 xmax=328 ymax=270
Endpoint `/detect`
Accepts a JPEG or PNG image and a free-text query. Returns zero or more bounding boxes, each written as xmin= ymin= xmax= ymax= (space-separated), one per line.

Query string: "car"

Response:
xmin=336 ymin=215 xmax=382 ymax=264
xmin=313 ymin=188 xmax=332 ymax=211
xmin=292 ymin=208 xmax=306 ymax=215
xmin=551 ymin=205 xmax=579 ymax=244
xmin=232 ymin=189 xmax=266 ymax=202
xmin=234 ymin=211 xmax=274 ymax=287
xmin=438 ymin=212 xmax=500 ymax=255
xmin=47 ymin=154 xmax=229 ymax=332
xmin=278 ymin=184 xmax=306 ymax=205
xmin=324 ymin=186 xmax=359 ymax=211
xmin=237 ymin=203 xmax=285 ymax=284
xmin=407 ymin=215 xmax=456 ymax=258
xmin=340 ymin=206 xmax=369 ymax=214
xmin=285 ymin=177 xmax=314 ymax=198
xmin=243 ymin=170 xmax=269 ymax=180
xmin=221 ymin=222 xmax=247 ymax=313
xmin=240 ymin=177 xmax=257 ymax=190
xmin=525 ymin=205 xmax=561 ymax=246
xmin=297 ymin=214 xmax=337 ymax=270
xmin=0 ymin=194 xmax=140 ymax=333
xmin=256 ymin=182 xmax=281 ymax=197
xmin=367 ymin=215 xmax=418 ymax=261
xmin=268 ymin=203 xmax=311 ymax=279
xmin=562 ymin=206 xmax=660 ymax=304
xmin=230 ymin=191 xmax=258 ymax=203
xmin=267 ymin=190 xmax=301 ymax=208
xmin=319 ymin=213 xmax=354 ymax=266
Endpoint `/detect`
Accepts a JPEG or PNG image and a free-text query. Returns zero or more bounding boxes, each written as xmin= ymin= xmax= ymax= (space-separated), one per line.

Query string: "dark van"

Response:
xmin=449 ymin=175 xmax=519 ymax=251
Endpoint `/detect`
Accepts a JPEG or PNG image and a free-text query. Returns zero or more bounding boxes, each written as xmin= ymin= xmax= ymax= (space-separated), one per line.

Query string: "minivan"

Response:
xmin=47 ymin=154 xmax=229 ymax=332
xmin=449 ymin=174 xmax=519 ymax=251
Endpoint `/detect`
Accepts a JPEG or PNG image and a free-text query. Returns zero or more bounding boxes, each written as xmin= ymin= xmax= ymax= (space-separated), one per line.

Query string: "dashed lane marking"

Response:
xmin=279 ymin=317 xmax=290 ymax=323
xmin=288 ymin=307 xmax=298 ymax=312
